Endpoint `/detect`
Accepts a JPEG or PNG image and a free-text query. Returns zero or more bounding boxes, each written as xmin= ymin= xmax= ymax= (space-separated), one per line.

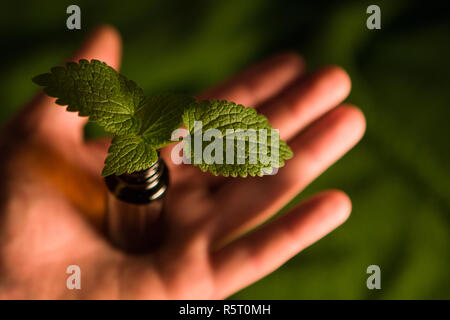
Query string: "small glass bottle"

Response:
xmin=104 ymin=156 xmax=169 ymax=253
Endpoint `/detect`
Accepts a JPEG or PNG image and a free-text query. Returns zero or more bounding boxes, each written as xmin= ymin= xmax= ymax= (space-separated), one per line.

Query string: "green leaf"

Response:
xmin=33 ymin=59 xmax=145 ymax=135
xmin=138 ymin=93 xmax=195 ymax=148
xmin=182 ymin=100 xmax=293 ymax=177
xmin=33 ymin=61 xmax=293 ymax=178
xmin=102 ymin=135 xmax=157 ymax=176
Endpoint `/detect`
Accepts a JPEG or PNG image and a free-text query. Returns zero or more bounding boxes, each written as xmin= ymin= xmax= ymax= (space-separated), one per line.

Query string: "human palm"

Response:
xmin=0 ymin=26 xmax=365 ymax=299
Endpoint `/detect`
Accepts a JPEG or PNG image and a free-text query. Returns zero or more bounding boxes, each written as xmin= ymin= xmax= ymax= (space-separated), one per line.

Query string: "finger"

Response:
xmin=259 ymin=66 xmax=351 ymax=141
xmin=212 ymin=105 xmax=365 ymax=247
xmin=200 ymin=52 xmax=305 ymax=107
xmin=27 ymin=25 xmax=122 ymax=143
xmin=212 ymin=190 xmax=351 ymax=298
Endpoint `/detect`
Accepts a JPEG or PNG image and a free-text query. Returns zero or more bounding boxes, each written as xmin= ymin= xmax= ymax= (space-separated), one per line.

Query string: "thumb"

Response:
xmin=24 ymin=25 xmax=122 ymax=143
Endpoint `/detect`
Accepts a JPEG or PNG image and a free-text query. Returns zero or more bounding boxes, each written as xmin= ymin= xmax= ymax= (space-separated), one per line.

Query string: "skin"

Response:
xmin=0 ymin=26 xmax=365 ymax=299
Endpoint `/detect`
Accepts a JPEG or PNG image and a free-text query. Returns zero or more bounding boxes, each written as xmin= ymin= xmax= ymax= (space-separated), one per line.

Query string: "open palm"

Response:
xmin=0 ymin=26 xmax=365 ymax=299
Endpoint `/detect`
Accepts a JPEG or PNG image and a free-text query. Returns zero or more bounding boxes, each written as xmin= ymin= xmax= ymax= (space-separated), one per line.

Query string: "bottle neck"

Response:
xmin=104 ymin=156 xmax=169 ymax=205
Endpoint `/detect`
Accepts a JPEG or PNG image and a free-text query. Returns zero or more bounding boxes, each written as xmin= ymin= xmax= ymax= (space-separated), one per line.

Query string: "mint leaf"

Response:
xmin=33 ymin=59 xmax=145 ymax=135
xmin=34 ymin=60 xmax=293 ymax=178
xmin=182 ymin=100 xmax=293 ymax=177
xmin=102 ymin=135 xmax=157 ymax=176
xmin=138 ymin=93 xmax=195 ymax=148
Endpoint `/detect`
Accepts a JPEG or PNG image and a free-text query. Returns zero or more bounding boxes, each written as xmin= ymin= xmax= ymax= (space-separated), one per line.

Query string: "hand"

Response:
xmin=0 ymin=26 xmax=365 ymax=299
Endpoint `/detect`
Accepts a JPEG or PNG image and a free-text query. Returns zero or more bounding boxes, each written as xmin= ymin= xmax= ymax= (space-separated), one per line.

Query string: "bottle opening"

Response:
xmin=104 ymin=156 xmax=169 ymax=205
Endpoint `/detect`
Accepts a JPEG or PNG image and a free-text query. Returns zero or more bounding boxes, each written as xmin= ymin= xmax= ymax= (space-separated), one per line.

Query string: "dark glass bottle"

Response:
xmin=104 ymin=156 xmax=169 ymax=253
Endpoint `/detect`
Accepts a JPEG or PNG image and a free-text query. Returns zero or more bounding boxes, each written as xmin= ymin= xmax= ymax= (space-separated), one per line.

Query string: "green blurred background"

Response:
xmin=1 ymin=0 xmax=448 ymax=299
